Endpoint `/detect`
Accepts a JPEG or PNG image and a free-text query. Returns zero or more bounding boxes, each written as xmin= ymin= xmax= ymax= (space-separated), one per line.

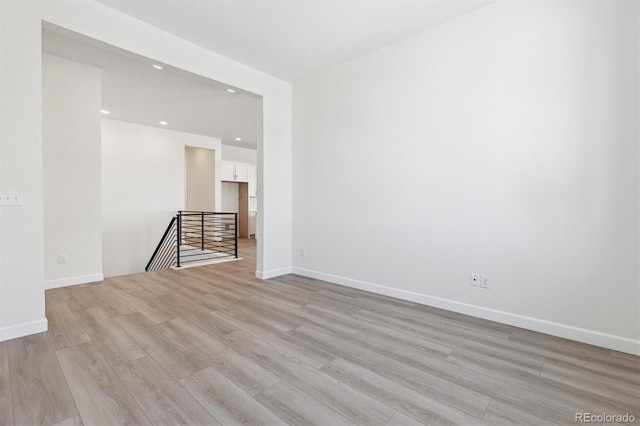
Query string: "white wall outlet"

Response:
xmin=481 ymin=274 xmax=490 ymax=289
xmin=470 ymin=273 xmax=481 ymax=287
xmin=0 ymin=191 xmax=23 ymax=206
xmin=300 ymin=248 xmax=306 ymax=257
xmin=58 ymin=254 xmax=69 ymax=265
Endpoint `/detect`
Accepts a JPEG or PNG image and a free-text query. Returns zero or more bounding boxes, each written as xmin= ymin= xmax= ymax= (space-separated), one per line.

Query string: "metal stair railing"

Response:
xmin=146 ymin=211 xmax=239 ymax=272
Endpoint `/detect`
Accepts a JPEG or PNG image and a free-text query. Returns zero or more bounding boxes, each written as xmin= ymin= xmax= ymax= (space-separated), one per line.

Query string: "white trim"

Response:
xmin=256 ymin=266 xmax=292 ymax=280
xmin=45 ymin=273 xmax=104 ymax=289
xmin=0 ymin=318 xmax=48 ymax=342
xmin=173 ymin=257 xmax=242 ymax=270
xmin=292 ymin=267 xmax=640 ymax=356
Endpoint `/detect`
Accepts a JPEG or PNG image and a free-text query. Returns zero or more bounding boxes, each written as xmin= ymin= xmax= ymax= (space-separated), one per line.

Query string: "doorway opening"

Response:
xmin=41 ymin=22 xmax=263 ymax=280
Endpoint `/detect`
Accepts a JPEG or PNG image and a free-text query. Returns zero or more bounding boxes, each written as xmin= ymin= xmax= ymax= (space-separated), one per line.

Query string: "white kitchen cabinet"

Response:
xmin=235 ymin=162 xmax=249 ymax=182
xmin=221 ymin=161 xmax=236 ymax=181
xmin=221 ymin=161 xmax=250 ymax=182
xmin=221 ymin=160 xmax=258 ymax=238
xmin=248 ymin=212 xmax=256 ymax=237
xmin=248 ymin=164 xmax=257 ymax=197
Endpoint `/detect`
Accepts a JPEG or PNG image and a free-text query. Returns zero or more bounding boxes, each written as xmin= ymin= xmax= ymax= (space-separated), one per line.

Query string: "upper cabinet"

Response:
xmin=235 ymin=162 xmax=249 ymax=182
xmin=221 ymin=161 xmax=236 ymax=181
xmin=248 ymin=165 xmax=257 ymax=197
xmin=222 ymin=161 xmax=251 ymax=182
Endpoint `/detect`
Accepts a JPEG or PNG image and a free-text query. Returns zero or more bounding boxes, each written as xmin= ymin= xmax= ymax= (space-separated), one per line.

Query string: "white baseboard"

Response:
xmin=0 ymin=318 xmax=48 ymax=342
xmin=292 ymin=267 xmax=640 ymax=356
xmin=173 ymin=257 xmax=242 ymax=270
xmin=256 ymin=266 xmax=292 ymax=280
xmin=45 ymin=273 xmax=104 ymax=289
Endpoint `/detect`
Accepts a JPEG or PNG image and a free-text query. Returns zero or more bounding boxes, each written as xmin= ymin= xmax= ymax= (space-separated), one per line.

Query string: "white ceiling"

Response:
xmin=43 ymin=26 xmax=261 ymax=150
xmin=93 ymin=0 xmax=496 ymax=82
xmin=42 ymin=1 xmax=496 ymax=149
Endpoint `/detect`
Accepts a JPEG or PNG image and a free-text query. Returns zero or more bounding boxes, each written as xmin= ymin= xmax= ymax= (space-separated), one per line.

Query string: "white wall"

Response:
xmin=0 ymin=0 xmax=291 ymax=342
xmin=293 ymin=0 xmax=639 ymax=353
xmin=222 ymin=145 xmax=258 ymax=164
xmin=102 ymin=119 xmax=221 ymax=277
xmin=0 ymin=0 xmax=47 ymax=341
xmin=221 ymin=182 xmax=240 ymax=213
xmin=43 ymin=54 xmax=103 ymax=289
xmin=185 ymin=146 xmax=216 ymax=212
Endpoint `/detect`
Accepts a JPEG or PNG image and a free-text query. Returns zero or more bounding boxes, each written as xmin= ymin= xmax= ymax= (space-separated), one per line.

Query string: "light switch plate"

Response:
xmin=481 ymin=274 xmax=490 ymax=289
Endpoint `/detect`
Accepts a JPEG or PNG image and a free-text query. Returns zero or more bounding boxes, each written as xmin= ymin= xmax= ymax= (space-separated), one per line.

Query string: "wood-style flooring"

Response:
xmin=2 ymin=238 xmax=638 ymax=425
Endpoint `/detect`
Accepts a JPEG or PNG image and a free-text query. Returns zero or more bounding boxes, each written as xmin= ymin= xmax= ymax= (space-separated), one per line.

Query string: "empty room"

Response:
xmin=0 ymin=0 xmax=638 ymax=425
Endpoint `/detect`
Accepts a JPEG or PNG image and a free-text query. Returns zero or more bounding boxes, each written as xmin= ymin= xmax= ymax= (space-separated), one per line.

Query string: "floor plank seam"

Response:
xmin=6 ymin=342 xmax=15 ymax=426
xmin=277 ymin=377 xmax=390 ymax=426
xmin=481 ymin=396 xmax=493 ymax=421
xmin=47 ymin=333 xmax=83 ymax=425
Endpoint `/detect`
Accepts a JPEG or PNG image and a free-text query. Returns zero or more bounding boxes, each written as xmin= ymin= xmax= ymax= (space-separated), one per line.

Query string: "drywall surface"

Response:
xmin=0 ymin=0 xmax=48 ymax=340
xmin=102 ymin=119 xmax=220 ymax=277
xmin=185 ymin=146 xmax=216 ymax=212
xmin=43 ymin=53 xmax=103 ymax=287
xmin=222 ymin=145 xmax=258 ymax=164
xmin=293 ymin=0 xmax=639 ymax=352
xmin=221 ymin=182 xmax=240 ymax=213
xmin=0 ymin=0 xmax=291 ymax=341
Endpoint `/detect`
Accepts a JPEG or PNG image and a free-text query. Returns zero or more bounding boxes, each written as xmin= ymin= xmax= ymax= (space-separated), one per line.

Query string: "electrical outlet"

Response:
xmin=481 ymin=274 xmax=490 ymax=289
xmin=0 ymin=191 xmax=23 ymax=206
xmin=300 ymin=248 xmax=306 ymax=257
xmin=58 ymin=254 xmax=69 ymax=265
xmin=470 ymin=273 xmax=481 ymax=287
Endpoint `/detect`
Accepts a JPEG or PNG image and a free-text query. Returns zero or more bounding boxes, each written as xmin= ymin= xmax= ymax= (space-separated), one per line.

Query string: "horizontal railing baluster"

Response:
xmin=146 ymin=211 xmax=240 ymax=271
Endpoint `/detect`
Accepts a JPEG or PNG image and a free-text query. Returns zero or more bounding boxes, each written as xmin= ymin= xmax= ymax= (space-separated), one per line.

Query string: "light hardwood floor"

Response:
xmin=2 ymin=238 xmax=638 ymax=425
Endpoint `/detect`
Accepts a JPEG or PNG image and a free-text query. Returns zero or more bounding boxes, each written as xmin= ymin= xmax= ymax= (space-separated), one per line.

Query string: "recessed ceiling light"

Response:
xmin=100 ymin=110 xmax=110 ymax=114
xmin=235 ymin=137 xmax=242 ymax=141
xmin=159 ymin=121 xmax=168 ymax=126
xmin=227 ymin=88 xmax=236 ymax=93
xmin=152 ymin=64 xmax=163 ymax=70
